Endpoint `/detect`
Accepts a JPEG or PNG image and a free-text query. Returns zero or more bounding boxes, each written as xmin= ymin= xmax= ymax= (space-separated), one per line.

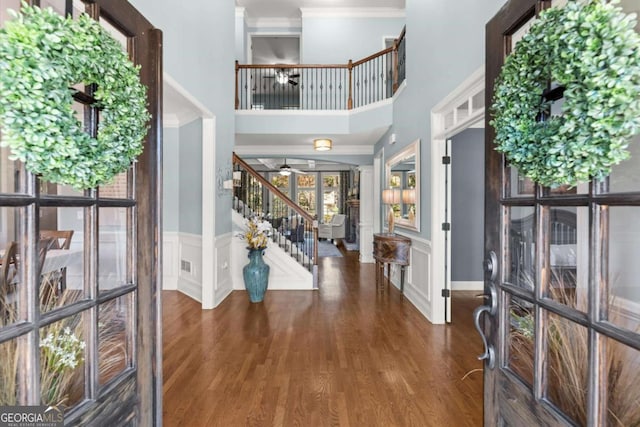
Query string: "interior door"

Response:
xmin=481 ymin=0 xmax=640 ymax=425
xmin=0 ymin=1 xmax=161 ymax=425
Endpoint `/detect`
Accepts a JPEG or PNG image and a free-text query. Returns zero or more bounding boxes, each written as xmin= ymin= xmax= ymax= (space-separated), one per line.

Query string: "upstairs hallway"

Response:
xmin=162 ymin=247 xmax=484 ymax=426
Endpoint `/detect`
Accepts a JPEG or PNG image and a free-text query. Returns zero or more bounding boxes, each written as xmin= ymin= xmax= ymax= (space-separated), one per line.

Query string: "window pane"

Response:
xmin=547 ymin=207 xmax=587 ymax=312
xmin=607 ymin=206 xmax=640 ymax=332
xmin=507 ymin=295 xmax=534 ymax=387
xmin=545 ymin=312 xmax=588 ymax=425
xmin=605 ymin=336 xmax=640 ymax=426
xmin=0 ymin=135 xmax=26 ymax=195
xmin=0 ymin=338 xmax=18 ymax=405
xmin=1 ymin=207 xmax=23 ymax=326
xmin=99 ymin=294 xmax=133 ymax=386
xmin=506 ymin=206 xmax=536 ymax=290
xmin=99 ymin=208 xmax=129 ymax=292
xmin=99 ymin=170 xmax=130 ymax=199
xmin=40 ymin=314 xmax=86 ymax=408
xmin=39 ymin=207 xmax=85 ymax=313
xmin=608 ymin=135 xmax=640 ymax=193
xmin=508 ymin=166 xmax=535 ymax=198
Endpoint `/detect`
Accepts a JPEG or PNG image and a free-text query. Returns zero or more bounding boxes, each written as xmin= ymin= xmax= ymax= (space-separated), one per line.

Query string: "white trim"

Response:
xmin=430 ymin=65 xmax=486 ymax=325
xmin=235 ymin=7 xmax=246 ymax=18
xmin=246 ymin=17 xmax=302 ymax=28
xmin=163 ymin=73 xmax=214 ymax=119
xmin=233 ymin=144 xmax=374 ymax=156
xmin=212 ymin=233 xmax=234 ymax=307
xmin=235 ymin=97 xmax=393 ymax=117
xmin=452 ymin=281 xmax=484 ymax=291
xmin=163 ymin=114 xmax=180 ymax=129
xmin=201 ymin=117 xmax=216 ymax=309
xmin=177 ymin=233 xmax=203 ymax=303
xmin=300 ymin=7 xmax=405 ymax=18
xmin=162 ymin=231 xmax=179 ymax=290
xmin=395 ymin=235 xmax=436 ymax=322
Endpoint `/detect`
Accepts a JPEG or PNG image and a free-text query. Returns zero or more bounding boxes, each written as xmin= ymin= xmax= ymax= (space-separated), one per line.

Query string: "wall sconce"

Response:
xmin=382 ymin=188 xmax=400 ymax=233
xmin=313 ymin=138 xmax=332 ymax=151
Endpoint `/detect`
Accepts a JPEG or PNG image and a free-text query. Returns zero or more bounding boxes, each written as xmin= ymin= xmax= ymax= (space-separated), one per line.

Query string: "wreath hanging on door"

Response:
xmin=490 ymin=0 xmax=640 ymax=188
xmin=0 ymin=4 xmax=150 ymax=189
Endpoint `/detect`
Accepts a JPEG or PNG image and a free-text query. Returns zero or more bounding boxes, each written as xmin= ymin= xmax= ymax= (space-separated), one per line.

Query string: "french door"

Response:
xmin=0 ymin=0 xmax=161 ymax=425
xmin=481 ymin=0 xmax=640 ymax=425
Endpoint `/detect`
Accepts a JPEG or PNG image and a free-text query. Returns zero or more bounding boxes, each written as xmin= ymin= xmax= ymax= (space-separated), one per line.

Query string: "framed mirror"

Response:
xmin=385 ymin=138 xmax=420 ymax=232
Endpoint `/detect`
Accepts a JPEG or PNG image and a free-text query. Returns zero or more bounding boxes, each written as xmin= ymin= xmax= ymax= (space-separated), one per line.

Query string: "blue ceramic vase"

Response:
xmin=243 ymin=248 xmax=270 ymax=303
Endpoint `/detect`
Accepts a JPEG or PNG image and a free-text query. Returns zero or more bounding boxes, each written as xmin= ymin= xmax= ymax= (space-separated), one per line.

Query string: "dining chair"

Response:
xmin=39 ymin=230 xmax=73 ymax=250
xmin=39 ymin=230 xmax=73 ymax=294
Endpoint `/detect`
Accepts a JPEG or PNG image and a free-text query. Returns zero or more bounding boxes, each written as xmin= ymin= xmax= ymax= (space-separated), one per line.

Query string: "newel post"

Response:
xmin=347 ymin=59 xmax=353 ymax=110
xmin=235 ymin=60 xmax=240 ymax=109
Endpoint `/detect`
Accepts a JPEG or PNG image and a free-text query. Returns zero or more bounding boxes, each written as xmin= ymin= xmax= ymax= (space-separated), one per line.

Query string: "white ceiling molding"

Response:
xmin=246 ymin=17 xmax=302 ymax=28
xmin=234 ymin=144 xmax=374 ymax=156
xmin=300 ymin=7 xmax=405 ymax=19
xmin=235 ymin=7 xmax=246 ymax=18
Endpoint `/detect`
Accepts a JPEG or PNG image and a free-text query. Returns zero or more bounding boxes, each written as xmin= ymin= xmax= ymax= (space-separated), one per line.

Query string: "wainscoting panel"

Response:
xmin=213 ymin=233 xmax=233 ymax=307
xmin=178 ymin=233 xmax=203 ymax=302
xmin=391 ymin=235 xmax=433 ymax=322
xmin=162 ymin=232 xmax=179 ymax=290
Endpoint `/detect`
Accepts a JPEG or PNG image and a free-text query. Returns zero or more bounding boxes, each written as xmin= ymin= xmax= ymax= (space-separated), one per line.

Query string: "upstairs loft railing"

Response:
xmin=232 ymin=153 xmax=319 ymax=283
xmin=235 ymin=26 xmax=405 ymax=111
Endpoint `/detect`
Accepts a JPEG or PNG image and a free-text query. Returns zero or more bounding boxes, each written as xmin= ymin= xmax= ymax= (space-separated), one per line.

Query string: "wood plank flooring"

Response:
xmin=162 ymin=248 xmax=484 ymax=426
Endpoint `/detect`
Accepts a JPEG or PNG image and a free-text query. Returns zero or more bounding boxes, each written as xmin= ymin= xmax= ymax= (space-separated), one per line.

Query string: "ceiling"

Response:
xmin=236 ymin=0 xmax=405 ymax=19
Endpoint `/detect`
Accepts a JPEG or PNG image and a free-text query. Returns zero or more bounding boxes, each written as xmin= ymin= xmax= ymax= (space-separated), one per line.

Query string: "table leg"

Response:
xmin=386 ymin=263 xmax=390 ymax=290
xmin=400 ymin=266 xmax=405 ymax=295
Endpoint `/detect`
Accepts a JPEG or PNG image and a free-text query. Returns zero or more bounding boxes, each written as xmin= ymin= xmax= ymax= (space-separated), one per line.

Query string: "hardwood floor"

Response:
xmin=162 ymin=248 xmax=484 ymax=426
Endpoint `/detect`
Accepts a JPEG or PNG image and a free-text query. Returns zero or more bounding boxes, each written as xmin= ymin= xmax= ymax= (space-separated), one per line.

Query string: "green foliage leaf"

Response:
xmin=490 ymin=0 xmax=640 ymax=188
xmin=0 ymin=3 xmax=150 ymax=189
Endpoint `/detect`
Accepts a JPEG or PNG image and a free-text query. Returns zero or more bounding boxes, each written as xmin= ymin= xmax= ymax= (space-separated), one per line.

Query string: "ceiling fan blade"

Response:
xmin=263 ymin=75 xmax=275 ymax=78
xmin=288 ymin=73 xmax=300 ymax=78
xmin=290 ymin=168 xmax=307 ymax=175
xmin=288 ymin=79 xmax=298 ymax=86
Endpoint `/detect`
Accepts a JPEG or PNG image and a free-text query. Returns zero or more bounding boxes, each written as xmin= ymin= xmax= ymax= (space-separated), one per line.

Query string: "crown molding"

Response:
xmin=163 ymin=114 xmax=180 ymax=128
xmin=300 ymin=7 xmax=405 ymax=19
xmin=235 ymin=7 xmax=246 ymax=19
xmin=234 ymin=144 xmax=374 ymax=156
xmin=246 ymin=16 xmax=302 ymax=29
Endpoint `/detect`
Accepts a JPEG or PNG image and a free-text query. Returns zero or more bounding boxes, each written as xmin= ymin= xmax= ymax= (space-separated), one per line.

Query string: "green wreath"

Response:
xmin=0 ymin=4 xmax=150 ymax=189
xmin=490 ymin=0 xmax=640 ymax=188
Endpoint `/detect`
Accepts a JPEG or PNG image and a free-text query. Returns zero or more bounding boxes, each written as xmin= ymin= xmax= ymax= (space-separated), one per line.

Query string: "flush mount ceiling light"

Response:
xmin=313 ymin=138 xmax=332 ymax=151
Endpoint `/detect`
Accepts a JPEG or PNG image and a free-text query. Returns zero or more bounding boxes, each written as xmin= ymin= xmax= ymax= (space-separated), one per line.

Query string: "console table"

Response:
xmin=373 ymin=233 xmax=411 ymax=293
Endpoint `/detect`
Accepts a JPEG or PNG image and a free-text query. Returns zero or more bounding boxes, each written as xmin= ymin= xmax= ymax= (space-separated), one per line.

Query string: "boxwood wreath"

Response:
xmin=490 ymin=0 xmax=640 ymax=188
xmin=0 ymin=4 xmax=150 ymax=189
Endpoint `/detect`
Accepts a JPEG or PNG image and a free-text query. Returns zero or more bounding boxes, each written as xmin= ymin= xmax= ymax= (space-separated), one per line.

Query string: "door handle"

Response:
xmin=473 ymin=280 xmax=497 ymax=369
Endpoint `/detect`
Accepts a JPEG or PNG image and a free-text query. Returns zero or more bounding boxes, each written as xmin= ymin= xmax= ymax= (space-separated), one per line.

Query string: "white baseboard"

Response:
xmin=177 ymin=232 xmax=203 ymax=302
xmin=451 ymin=281 xmax=483 ymax=291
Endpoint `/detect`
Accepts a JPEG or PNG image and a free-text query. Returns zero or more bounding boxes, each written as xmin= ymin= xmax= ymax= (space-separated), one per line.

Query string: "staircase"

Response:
xmin=232 ymin=153 xmax=319 ymax=288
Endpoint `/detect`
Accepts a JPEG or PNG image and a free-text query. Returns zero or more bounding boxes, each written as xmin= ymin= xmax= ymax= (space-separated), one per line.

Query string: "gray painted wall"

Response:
xmin=302 ymin=17 xmax=404 ymax=63
xmin=163 ymin=128 xmax=179 ymax=232
xmin=378 ymin=0 xmax=505 ymax=240
xmin=451 ymin=128 xmax=484 ymax=282
xmin=179 ymin=119 xmax=203 ymax=235
xmin=130 ymin=0 xmax=235 ymax=237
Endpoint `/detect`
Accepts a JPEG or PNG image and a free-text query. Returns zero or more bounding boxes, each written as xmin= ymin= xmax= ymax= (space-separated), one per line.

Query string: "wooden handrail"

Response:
xmin=352 ymin=46 xmax=394 ymax=67
xmin=232 ymin=153 xmax=315 ymax=225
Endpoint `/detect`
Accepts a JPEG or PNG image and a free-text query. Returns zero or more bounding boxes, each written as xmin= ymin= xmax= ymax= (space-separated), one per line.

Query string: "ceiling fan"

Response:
xmin=264 ymin=68 xmax=300 ymax=86
xmin=278 ymin=158 xmax=306 ymax=176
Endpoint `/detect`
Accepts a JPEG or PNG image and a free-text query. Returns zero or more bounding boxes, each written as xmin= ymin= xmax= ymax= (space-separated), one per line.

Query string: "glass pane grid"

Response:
xmin=40 ymin=313 xmax=86 ymax=408
xmin=507 ymin=295 xmax=534 ymax=387
xmin=98 ymin=294 xmax=133 ymax=386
